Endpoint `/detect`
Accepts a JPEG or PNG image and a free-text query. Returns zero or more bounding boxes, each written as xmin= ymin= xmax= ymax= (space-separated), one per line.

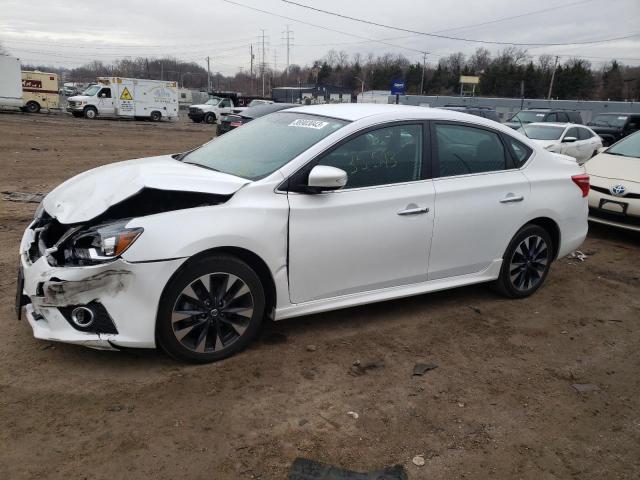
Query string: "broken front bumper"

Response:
xmin=19 ymin=227 xmax=186 ymax=350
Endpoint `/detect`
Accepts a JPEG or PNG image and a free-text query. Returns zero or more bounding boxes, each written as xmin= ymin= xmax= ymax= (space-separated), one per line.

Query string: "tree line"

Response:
xmin=16 ymin=46 xmax=640 ymax=101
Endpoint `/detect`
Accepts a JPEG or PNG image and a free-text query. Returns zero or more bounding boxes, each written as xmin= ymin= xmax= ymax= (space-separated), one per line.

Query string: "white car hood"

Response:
xmin=586 ymin=152 xmax=640 ymax=182
xmin=43 ymin=155 xmax=250 ymax=224
xmin=68 ymin=95 xmax=91 ymax=102
xmin=191 ymin=104 xmax=217 ymax=109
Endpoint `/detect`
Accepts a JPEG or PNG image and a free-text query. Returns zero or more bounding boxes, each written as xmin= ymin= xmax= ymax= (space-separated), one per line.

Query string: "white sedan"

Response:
xmin=520 ymin=122 xmax=602 ymax=164
xmin=586 ymin=131 xmax=640 ymax=231
xmin=17 ymin=104 xmax=589 ymax=362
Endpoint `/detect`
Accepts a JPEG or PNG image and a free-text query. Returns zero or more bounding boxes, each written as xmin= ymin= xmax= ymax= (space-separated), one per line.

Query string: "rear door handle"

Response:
xmin=499 ymin=194 xmax=524 ymax=204
xmin=397 ymin=206 xmax=430 ymax=216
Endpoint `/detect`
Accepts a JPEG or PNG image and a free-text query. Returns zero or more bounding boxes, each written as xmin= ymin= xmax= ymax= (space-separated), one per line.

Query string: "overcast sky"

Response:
xmin=2 ymin=0 xmax=639 ymax=74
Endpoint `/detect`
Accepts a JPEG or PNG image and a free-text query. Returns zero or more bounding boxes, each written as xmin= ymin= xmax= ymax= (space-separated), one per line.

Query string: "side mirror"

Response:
xmin=562 ymin=136 xmax=577 ymax=143
xmin=307 ymin=165 xmax=347 ymax=192
xmin=597 ymin=146 xmax=607 ymax=154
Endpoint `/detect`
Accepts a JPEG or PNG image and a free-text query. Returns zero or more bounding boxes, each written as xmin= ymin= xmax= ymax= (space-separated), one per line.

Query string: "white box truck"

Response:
xmin=0 ymin=55 xmax=24 ymax=111
xmin=67 ymin=77 xmax=178 ymax=121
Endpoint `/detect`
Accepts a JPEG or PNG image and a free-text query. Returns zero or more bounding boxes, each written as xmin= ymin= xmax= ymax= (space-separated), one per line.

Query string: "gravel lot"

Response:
xmin=1 ymin=112 xmax=639 ymax=480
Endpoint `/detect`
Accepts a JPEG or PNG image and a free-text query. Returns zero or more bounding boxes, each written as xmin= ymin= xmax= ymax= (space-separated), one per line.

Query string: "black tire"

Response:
xmin=156 ymin=254 xmax=265 ymax=363
xmin=150 ymin=111 xmax=162 ymax=122
xmin=204 ymin=112 xmax=216 ymax=124
xmin=84 ymin=106 xmax=98 ymax=119
xmin=25 ymin=101 xmax=41 ymax=114
xmin=493 ymin=224 xmax=553 ymax=299
xmin=71 ymin=112 xmax=83 ymax=118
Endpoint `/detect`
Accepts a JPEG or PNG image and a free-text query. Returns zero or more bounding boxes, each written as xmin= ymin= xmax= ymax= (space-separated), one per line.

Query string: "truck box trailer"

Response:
xmin=21 ymin=70 xmax=60 ymax=113
xmin=0 ymin=55 xmax=24 ymax=111
xmin=67 ymin=77 xmax=178 ymax=121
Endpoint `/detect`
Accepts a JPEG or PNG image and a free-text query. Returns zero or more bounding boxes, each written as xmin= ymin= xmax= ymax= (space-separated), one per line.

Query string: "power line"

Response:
xmin=221 ymin=0 xmax=426 ymax=54
xmin=280 ymin=0 xmax=640 ymax=47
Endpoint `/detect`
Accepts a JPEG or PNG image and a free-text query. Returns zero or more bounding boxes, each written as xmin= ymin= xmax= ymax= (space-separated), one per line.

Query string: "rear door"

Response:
xmin=428 ymin=121 xmax=531 ymax=280
xmin=287 ymin=122 xmax=435 ymax=303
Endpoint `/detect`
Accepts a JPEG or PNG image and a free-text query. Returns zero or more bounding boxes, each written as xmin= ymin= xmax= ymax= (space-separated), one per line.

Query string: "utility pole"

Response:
xmin=261 ymin=29 xmax=266 ymax=97
xmin=420 ymin=52 xmax=427 ymax=95
xmin=282 ymin=25 xmax=293 ymax=78
xmin=250 ymin=45 xmax=254 ymax=94
xmin=206 ymin=56 xmax=211 ymax=93
xmin=547 ymin=55 xmax=559 ymax=100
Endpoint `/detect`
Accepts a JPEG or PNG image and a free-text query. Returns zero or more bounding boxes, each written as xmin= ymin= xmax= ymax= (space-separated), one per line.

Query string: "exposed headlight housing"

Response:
xmin=62 ymin=221 xmax=143 ymax=264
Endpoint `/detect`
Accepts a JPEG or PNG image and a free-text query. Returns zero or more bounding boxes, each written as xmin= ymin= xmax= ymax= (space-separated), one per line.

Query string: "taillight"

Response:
xmin=230 ymin=121 xmax=242 ymax=127
xmin=571 ymin=174 xmax=589 ymax=197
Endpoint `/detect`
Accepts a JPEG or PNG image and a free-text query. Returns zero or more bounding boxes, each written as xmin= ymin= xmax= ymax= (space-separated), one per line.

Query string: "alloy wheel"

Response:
xmin=509 ymin=235 xmax=549 ymax=291
xmin=171 ymin=273 xmax=254 ymax=353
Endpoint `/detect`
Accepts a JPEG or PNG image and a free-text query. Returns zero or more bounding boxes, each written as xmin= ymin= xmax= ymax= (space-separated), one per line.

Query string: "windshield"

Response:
xmin=606 ymin=132 xmax=640 ymax=158
xmin=591 ymin=114 xmax=628 ymax=128
xmin=82 ymin=85 xmax=101 ymax=96
xmin=511 ymin=111 xmax=547 ymax=124
xmin=182 ymin=112 xmax=348 ymax=180
xmin=205 ymin=98 xmax=222 ymax=106
xmin=522 ymin=125 xmax=564 ymax=140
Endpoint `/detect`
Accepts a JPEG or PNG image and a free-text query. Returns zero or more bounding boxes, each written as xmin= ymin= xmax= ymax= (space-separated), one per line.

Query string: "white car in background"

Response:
xmin=586 ymin=131 xmax=640 ymax=232
xmin=520 ymin=123 xmax=602 ymax=164
xmin=17 ymin=104 xmax=589 ymax=362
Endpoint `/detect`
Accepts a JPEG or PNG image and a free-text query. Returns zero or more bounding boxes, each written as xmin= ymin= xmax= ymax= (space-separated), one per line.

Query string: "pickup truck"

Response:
xmin=187 ymin=97 xmax=235 ymax=124
xmin=587 ymin=112 xmax=640 ymax=146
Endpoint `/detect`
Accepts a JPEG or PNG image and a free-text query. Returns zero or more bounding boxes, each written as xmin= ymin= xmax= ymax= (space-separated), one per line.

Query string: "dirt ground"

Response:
xmin=1 ymin=112 xmax=639 ymax=480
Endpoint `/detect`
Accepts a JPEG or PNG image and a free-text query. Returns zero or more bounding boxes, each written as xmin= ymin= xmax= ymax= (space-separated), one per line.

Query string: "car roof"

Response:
xmin=593 ymin=112 xmax=633 ymax=116
xmin=285 ymin=103 xmax=493 ymax=122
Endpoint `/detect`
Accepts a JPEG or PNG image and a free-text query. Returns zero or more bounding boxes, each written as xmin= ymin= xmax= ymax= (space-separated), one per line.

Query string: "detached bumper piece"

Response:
xmin=58 ymin=301 xmax=118 ymax=334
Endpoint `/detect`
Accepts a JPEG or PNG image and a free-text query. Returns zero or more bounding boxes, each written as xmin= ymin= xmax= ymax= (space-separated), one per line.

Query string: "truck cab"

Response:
xmin=187 ymin=97 xmax=235 ymax=124
xmin=67 ymin=84 xmax=115 ymax=119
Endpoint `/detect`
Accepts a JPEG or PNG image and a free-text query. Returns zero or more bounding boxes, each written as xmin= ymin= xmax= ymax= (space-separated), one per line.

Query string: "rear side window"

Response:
xmin=556 ymin=112 xmax=569 ymax=123
xmin=546 ymin=113 xmax=558 ymax=122
xmin=434 ymin=123 xmax=506 ymax=177
xmin=503 ymin=136 xmax=532 ymax=167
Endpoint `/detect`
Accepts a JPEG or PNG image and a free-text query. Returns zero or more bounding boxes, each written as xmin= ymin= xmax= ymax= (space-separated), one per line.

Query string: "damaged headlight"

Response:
xmin=63 ymin=221 xmax=143 ymax=264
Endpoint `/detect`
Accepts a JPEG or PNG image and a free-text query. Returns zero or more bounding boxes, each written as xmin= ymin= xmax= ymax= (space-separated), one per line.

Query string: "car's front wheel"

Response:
xmin=157 ymin=254 xmax=265 ymax=363
xmin=494 ymin=224 xmax=553 ymax=298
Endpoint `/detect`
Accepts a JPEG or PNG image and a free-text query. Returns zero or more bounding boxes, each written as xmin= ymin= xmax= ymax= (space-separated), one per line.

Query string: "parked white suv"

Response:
xmin=17 ymin=104 xmax=589 ymax=362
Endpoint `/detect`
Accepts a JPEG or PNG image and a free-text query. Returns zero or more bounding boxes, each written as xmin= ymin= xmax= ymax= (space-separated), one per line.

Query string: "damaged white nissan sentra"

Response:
xmin=17 ymin=104 xmax=589 ymax=362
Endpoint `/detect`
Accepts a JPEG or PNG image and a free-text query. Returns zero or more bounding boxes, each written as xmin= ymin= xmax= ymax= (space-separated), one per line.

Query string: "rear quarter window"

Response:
xmin=503 ymin=135 xmax=532 ymax=168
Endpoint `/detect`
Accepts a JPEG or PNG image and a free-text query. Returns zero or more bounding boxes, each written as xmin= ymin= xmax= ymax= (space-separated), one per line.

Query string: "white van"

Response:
xmin=0 ymin=55 xmax=23 ymax=111
xmin=67 ymin=77 xmax=178 ymax=121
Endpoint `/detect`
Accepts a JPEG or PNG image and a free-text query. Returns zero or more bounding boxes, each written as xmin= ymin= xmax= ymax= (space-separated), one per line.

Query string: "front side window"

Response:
xmin=577 ymin=128 xmax=593 ymax=140
xmin=317 ymin=124 xmax=423 ymax=189
xmin=182 ymin=112 xmax=348 ymax=180
xmin=98 ymin=88 xmax=111 ymax=98
xmin=435 ymin=123 xmax=506 ymax=177
xmin=564 ymin=127 xmax=579 ymax=140
xmin=546 ymin=113 xmax=558 ymax=122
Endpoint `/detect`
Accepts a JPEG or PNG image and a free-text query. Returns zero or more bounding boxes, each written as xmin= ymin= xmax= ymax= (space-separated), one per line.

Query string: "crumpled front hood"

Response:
xmin=43 ymin=155 xmax=250 ymax=224
xmin=530 ymin=139 xmax=560 ymax=150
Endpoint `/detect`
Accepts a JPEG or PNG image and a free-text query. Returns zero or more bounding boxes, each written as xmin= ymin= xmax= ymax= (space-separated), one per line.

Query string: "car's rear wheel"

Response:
xmin=157 ymin=254 xmax=265 ymax=363
xmin=493 ymin=224 xmax=553 ymax=298
xmin=150 ymin=111 xmax=162 ymax=122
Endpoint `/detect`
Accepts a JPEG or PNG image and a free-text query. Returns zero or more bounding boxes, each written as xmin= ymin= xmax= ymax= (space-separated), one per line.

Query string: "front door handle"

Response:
xmin=499 ymin=194 xmax=524 ymax=204
xmin=397 ymin=206 xmax=430 ymax=216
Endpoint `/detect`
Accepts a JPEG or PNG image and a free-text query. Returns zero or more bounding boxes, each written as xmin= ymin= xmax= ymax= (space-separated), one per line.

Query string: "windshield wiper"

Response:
xmin=183 ymin=161 xmax=221 ymax=172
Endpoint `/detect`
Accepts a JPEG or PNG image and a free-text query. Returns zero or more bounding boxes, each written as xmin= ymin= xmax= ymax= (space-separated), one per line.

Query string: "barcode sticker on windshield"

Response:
xmin=618 ymin=116 xmax=627 ymax=120
xmin=536 ymin=113 xmax=545 ymax=117
xmin=289 ymin=119 xmax=329 ymax=129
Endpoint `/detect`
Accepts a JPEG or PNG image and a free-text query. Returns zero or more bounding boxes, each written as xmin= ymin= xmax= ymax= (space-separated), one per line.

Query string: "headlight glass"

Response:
xmin=63 ymin=221 xmax=143 ymax=264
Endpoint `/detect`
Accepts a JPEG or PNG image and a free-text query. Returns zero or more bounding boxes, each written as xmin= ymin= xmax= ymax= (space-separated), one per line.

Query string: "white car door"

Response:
xmin=428 ymin=122 xmax=532 ymax=280
xmin=97 ymin=87 xmax=115 ymax=116
xmin=287 ymin=123 xmax=435 ymax=303
xmin=576 ymin=127 xmax=600 ymax=162
xmin=560 ymin=126 xmax=581 ymax=160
